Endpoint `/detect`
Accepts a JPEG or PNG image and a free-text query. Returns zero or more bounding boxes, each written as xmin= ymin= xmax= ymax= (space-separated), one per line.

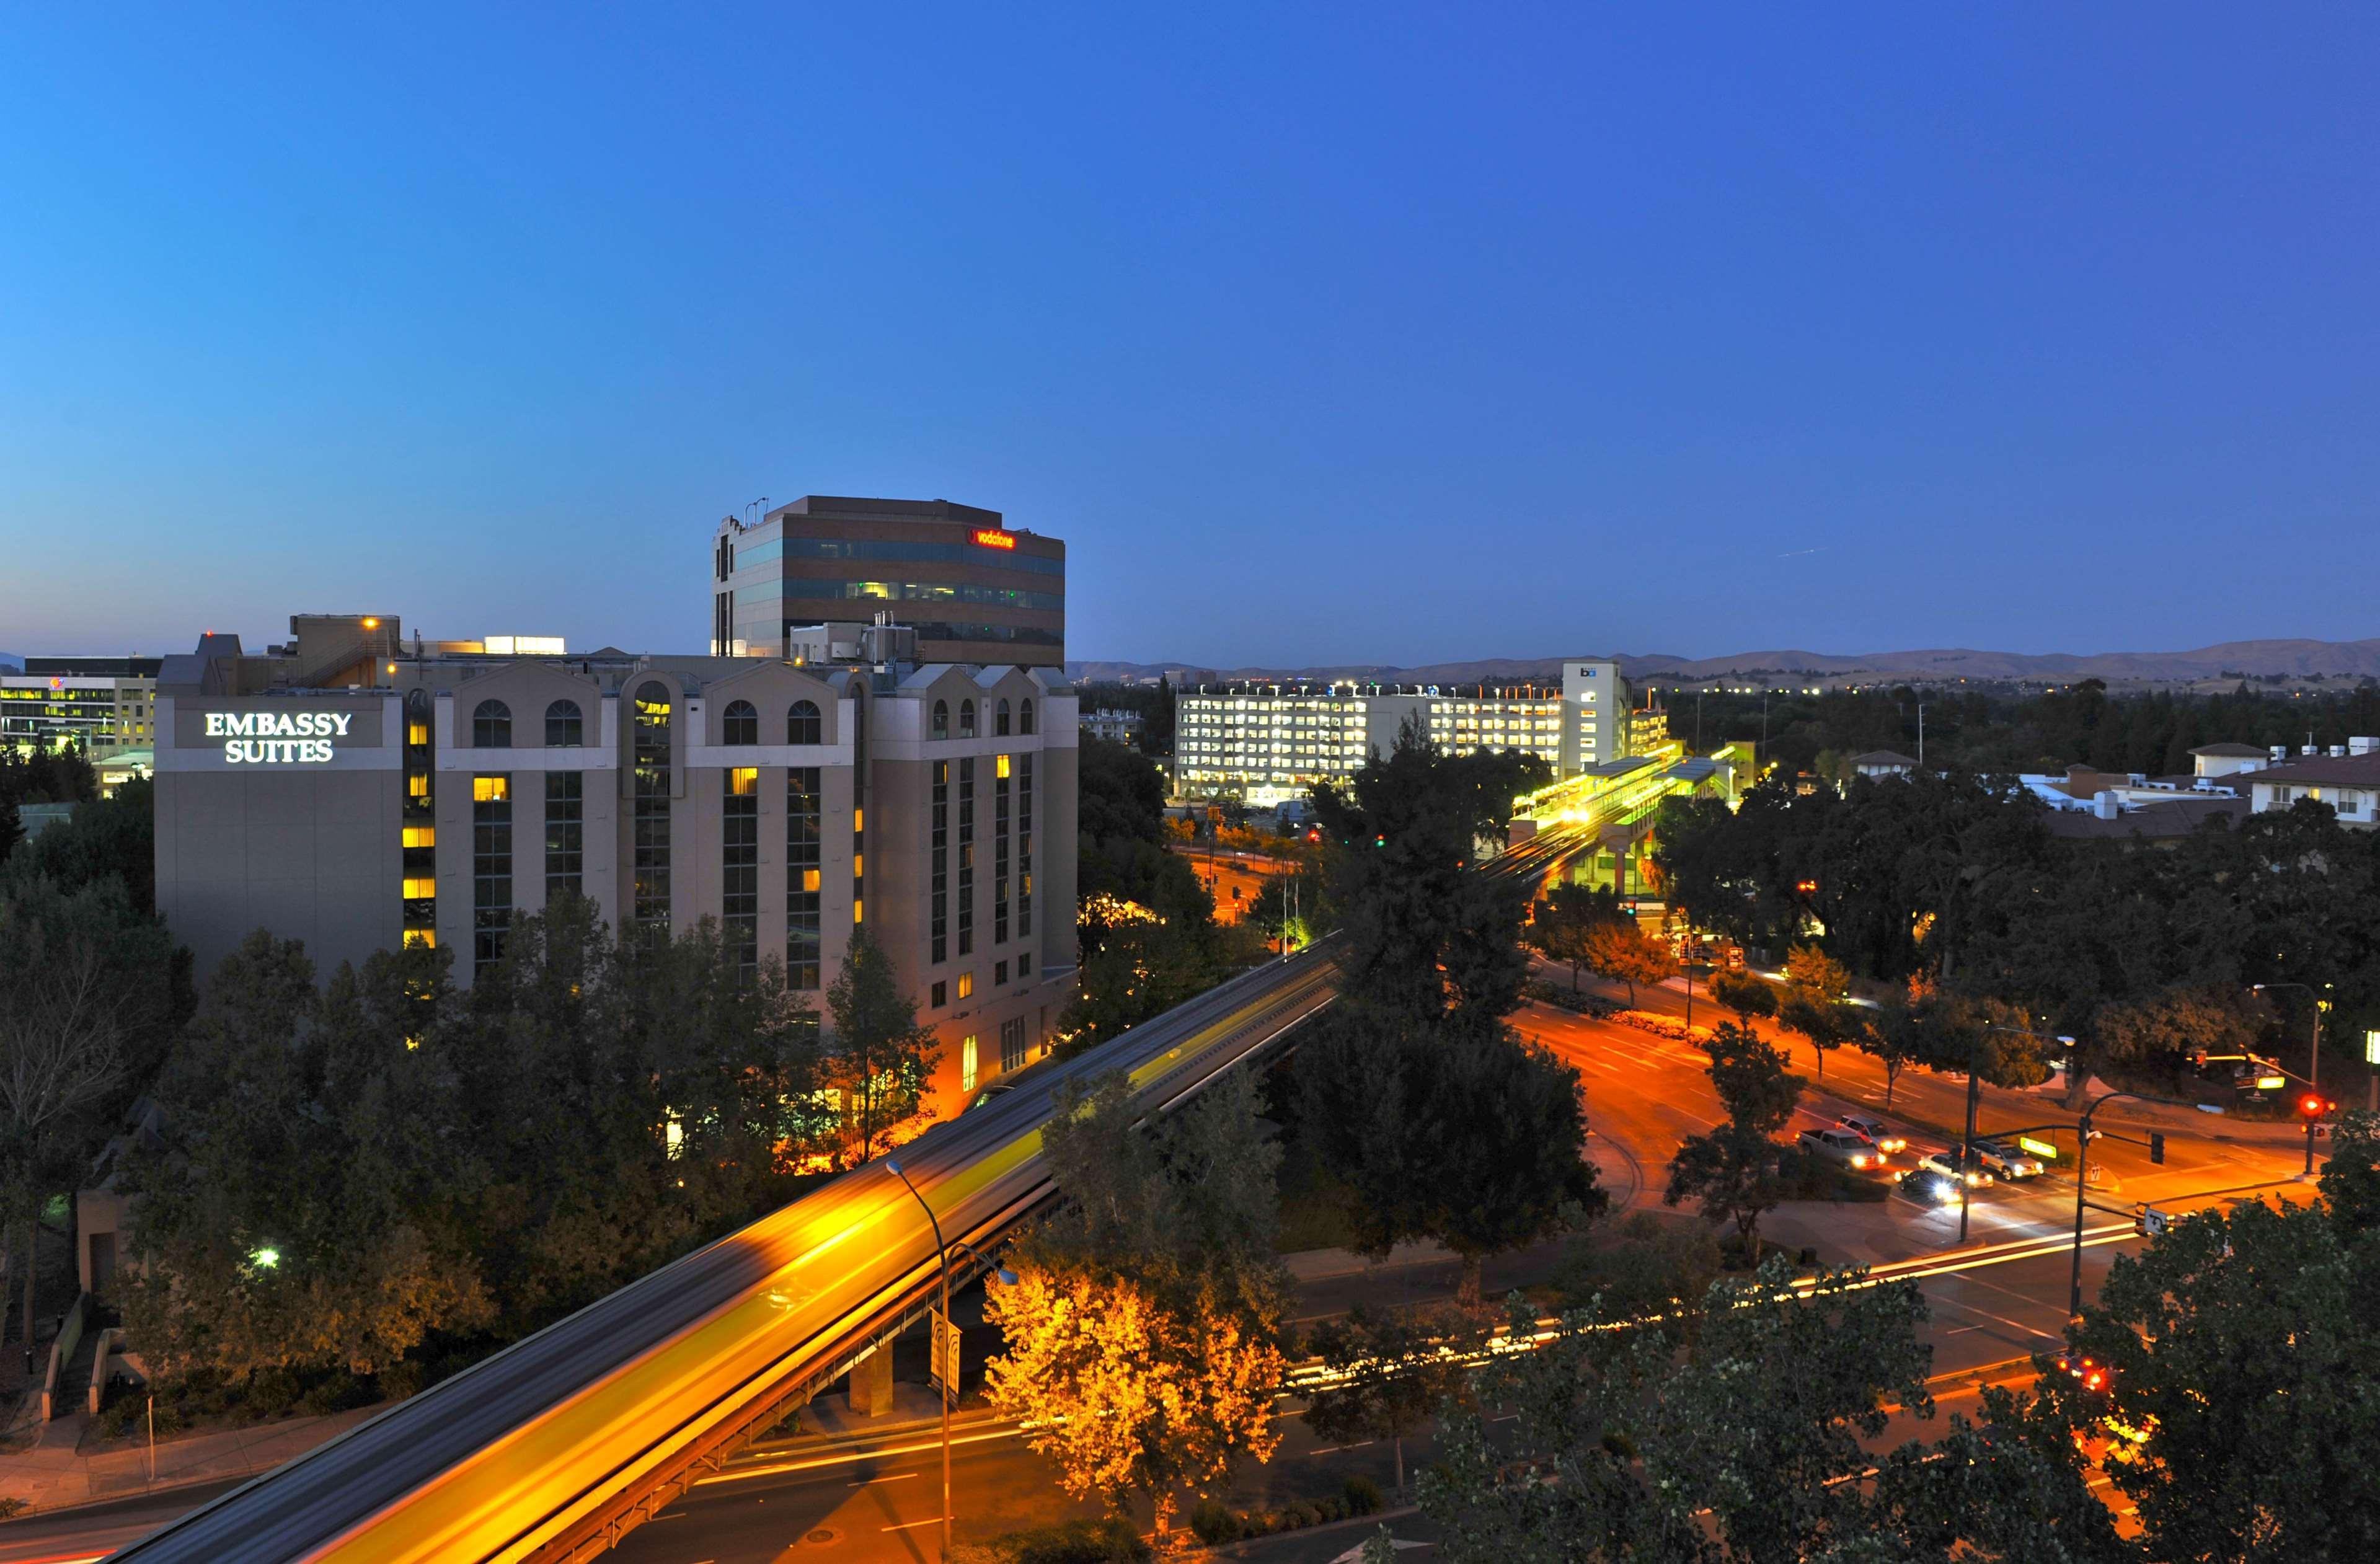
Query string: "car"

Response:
xmin=1797 ymin=1127 xmax=1890 ymax=1170
xmin=1970 ymin=1138 xmax=2045 ymax=1180
xmin=1894 ymin=1168 xmax=1962 ymax=1206
xmin=1917 ymin=1149 xmax=1996 ymax=1188
xmin=1836 ymin=1114 xmax=1908 ymax=1154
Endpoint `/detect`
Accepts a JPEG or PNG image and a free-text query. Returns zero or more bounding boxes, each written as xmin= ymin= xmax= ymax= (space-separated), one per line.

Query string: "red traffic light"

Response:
xmin=2301 ymin=1093 xmax=2337 ymax=1119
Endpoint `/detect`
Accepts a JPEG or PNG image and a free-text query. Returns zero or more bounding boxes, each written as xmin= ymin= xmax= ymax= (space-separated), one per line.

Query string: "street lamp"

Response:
xmin=2066 ymin=1090 xmax=2220 ymax=1317
xmin=1972 ymin=1025 xmax=2075 ymax=1245
xmin=2252 ymin=981 xmax=2327 ymax=1098
xmin=885 ymin=1157 xmax=1017 ymax=1562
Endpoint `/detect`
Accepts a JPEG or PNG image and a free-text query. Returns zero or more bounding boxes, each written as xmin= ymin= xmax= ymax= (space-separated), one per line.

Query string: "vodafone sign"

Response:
xmin=205 ymin=709 xmax=353 ymax=764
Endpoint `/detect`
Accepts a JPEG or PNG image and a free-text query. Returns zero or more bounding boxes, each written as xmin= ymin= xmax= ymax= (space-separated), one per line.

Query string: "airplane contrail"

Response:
xmin=1777 ymin=546 xmax=1827 ymax=559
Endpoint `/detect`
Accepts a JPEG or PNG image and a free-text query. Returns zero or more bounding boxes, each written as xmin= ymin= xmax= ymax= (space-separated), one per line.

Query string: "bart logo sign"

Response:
xmin=205 ymin=709 xmax=353 ymax=764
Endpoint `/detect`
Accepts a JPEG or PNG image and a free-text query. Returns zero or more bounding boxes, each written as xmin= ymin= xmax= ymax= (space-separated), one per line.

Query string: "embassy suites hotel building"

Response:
xmin=154 ymin=611 xmax=1079 ymax=1116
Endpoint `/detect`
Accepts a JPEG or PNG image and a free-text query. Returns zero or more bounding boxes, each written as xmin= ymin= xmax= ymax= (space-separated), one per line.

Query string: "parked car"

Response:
xmin=1797 ymin=1127 xmax=1890 ymax=1170
xmin=1895 ymin=1168 xmax=1962 ymax=1206
xmin=1970 ymin=1138 xmax=2046 ymax=1180
xmin=1836 ymin=1114 xmax=1908 ymax=1154
xmin=1917 ymin=1149 xmax=1995 ymax=1188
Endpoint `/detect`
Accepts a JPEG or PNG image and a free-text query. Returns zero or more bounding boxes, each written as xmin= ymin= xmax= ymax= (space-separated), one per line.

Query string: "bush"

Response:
xmin=1189 ymin=1498 xmax=1241 ymax=1546
xmin=1343 ymin=1474 xmax=1384 ymax=1514
xmin=1317 ymin=1497 xmax=1347 ymax=1523
xmin=1613 ymin=1010 xmax=1715 ymax=1045
xmin=1003 ymin=1518 xmax=1151 ymax=1564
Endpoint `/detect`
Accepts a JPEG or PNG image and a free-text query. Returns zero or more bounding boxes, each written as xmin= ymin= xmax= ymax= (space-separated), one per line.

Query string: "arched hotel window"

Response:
xmin=473 ymin=699 xmax=511 ymax=748
xmin=788 ymin=699 xmax=822 ymax=746
xmin=632 ymin=681 xmax=673 ymax=939
xmin=723 ymin=699 xmax=759 ymax=746
xmin=959 ymin=699 xmax=977 ymax=739
xmin=932 ymin=699 xmax=950 ymax=740
xmin=545 ymin=699 xmax=583 ymax=747
xmin=996 ymin=698 xmax=1012 ymax=736
xmin=1019 ymin=697 xmax=1035 ymax=735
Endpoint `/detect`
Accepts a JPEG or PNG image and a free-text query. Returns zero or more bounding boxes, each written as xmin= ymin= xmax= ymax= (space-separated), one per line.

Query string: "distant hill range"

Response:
xmin=1071 ymin=637 xmax=2380 ymax=690
xmin=0 ymin=653 xmax=20 ymax=672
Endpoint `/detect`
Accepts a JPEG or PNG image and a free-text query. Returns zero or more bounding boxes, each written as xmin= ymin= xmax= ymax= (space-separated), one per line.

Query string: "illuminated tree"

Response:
xmin=986 ymin=1263 xmax=1280 ymax=1537
xmin=1705 ymin=965 xmax=1776 ymax=1021
xmin=1579 ymin=920 xmax=1676 ymax=1006
xmin=986 ymin=1068 xmax=1290 ymax=1535
xmin=821 ymin=926 xmax=940 ymax=1165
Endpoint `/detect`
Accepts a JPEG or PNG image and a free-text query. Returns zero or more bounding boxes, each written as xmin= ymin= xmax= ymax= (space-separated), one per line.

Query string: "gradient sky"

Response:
xmin=2 ymin=6 xmax=2374 ymax=667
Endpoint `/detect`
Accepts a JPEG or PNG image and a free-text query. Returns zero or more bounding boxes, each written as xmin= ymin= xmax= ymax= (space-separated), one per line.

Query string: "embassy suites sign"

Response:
xmin=205 ymin=709 xmax=355 ymax=764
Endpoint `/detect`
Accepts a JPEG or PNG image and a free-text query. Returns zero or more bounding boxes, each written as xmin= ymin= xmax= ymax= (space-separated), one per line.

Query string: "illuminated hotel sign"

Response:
xmin=205 ymin=709 xmax=353 ymax=764
xmin=971 ymin=528 xmax=1017 ymax=550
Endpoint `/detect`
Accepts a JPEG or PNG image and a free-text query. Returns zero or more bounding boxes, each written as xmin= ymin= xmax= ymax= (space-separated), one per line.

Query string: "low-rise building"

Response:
xmin=2245 ymin=741 xmax=2380 ymax=828
xmin=1081 ymin=707 xmax=1146 ymax=746
xmin=153 ymin=612 xmax=1079 ymax=1120
xmin=1849 ymin=749 xmax=1918 ymax=779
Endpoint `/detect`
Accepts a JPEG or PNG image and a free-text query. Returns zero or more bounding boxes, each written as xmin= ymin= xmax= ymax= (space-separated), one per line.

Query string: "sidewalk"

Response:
xmin=0 ymin=1401 xmax=381 ymax=1513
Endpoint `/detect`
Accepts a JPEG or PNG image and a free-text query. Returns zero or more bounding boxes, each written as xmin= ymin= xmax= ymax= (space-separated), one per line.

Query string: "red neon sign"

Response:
xmin=971 ymin=528 xmax=1017 ymax=550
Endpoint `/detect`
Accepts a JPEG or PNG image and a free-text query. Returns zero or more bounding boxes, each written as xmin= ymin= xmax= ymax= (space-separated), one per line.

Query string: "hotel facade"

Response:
xmin=154 ymin=614 xmax=1079 ymax=1114
xmin=1175 ymin=658 xmax=1663 ymax=805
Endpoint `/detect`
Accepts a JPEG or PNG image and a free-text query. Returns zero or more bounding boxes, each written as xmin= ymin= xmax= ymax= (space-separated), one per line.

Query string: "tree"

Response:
xmin=1423 ymin=1259 xmax=1939 ymax=1564
xmin=127 ymin=903 xmax=824 ymax=1391
xmin=1059 ymin=912 xmax=1238 ymax=1056
xmin=985 ymin=1068 xmax=1289 ymax=1537
xmin=1303 ymin=1305 xmax=1473 ymax=1500
xmin=1705 ymin=965 xmax=1777 ymax=1021
xmin=2057 ymin=1182 xmax=2380 ymax=1562
xmin=1665 ymin=1022 xmax=1803 ymax=1260
xmin=1776 ymin=944 xmax=1857 ymax=1079
xmin=123 ymin=934 xmax=496 ymax=1381
xmin=1525 ymin=881 xmax=1619 ymax=992
xmin=0 ymin=797 xmax=19 ymax=867
xmin=1311 ymin=718 xmax=1535 ymax=1038
xmin=821 ymin=926 xmax=940 ymax=1165
xmin=1299 ymin=1014 xmax=1603 ymax=1307
xmin=0 ymin=873 xmax=180 ymax=1354
xmin=1580 ymin=919 xmax=1676 ymax=1007
xmin=8 ymin=777 xmax=158 ymax=912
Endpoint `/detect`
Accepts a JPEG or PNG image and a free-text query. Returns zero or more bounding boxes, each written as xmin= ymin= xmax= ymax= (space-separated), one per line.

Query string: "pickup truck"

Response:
xmin=1797 ymin=1127 xmax=1890 ymax=1170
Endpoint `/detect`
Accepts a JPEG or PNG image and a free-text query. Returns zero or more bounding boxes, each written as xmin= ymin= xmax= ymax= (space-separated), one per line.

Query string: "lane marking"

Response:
xmin=882 ymin=1514 xmax=954 ymax=1532
xmin=849 ymin=1471 xmax=919 ymax=1486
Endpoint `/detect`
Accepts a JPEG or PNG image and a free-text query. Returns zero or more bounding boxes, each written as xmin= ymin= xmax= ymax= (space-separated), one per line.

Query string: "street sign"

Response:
xmin=2366 ymin=1029 xmax=2379 ymax=1066
xmin=928 ymin=1307 xmax=961 ymax=1397
xmin=2134 ymin=1204 xmax=2168 ymax=1239
xmin=2017 ymin=1135 xmax=2059 ymax=1160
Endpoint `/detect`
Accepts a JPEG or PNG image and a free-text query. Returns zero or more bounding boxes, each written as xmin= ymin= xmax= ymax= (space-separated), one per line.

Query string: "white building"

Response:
xmin=1175 ymin=658 xmax=1637 ymax=806
xmin=2245 ymin=740 xmax=2380 ymax=828
xmin=1080 ymin=707 xmax=1146 ymax=746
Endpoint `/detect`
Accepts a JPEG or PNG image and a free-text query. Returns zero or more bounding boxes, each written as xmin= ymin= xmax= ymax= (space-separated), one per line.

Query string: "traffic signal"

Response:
xmin=2301 ymin=1093 xmax=2337 ymax=1120
xmin=2148 ymin=1132 xmax=2165 ymax=1165
xmin=1373 ymin=833 xmax=1386 ymax=848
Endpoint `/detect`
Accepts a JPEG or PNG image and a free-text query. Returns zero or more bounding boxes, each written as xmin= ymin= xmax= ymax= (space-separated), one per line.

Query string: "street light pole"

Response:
xmin=2252 ymin=981 xmax=2324 ymax=1097
xmin=885 ymin=1157 xmax=955 ymax=1562
xmin=2065 ymin=1089 xmax=2219 ymax=1317
xmin=1973 ymin=1024 xmax=2076 ymax=1246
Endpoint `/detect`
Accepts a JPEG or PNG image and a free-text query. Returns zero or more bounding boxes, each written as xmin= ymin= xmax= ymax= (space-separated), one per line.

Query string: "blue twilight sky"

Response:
xmin=1 ymin=6 xmax=2375 ymax=668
